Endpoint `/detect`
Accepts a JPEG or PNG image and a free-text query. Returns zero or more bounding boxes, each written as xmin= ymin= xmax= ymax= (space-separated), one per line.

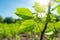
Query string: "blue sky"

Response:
xmin=0 ymin=0 xmax=35 ymax=18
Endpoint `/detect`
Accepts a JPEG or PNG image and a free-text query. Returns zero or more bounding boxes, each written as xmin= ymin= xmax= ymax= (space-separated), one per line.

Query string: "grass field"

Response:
xmin=0 ymin=23 xmax=20 ymax=39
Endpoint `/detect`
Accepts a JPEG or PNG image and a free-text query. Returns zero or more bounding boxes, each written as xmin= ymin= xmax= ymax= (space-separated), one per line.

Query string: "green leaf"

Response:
xmin=55 ymin=21 xmax=60 ymax=28
xmin=46 ymin=13 xmax=56 ymax=23
xmin=57 ymin=5 xmax=60 ymax=15
xmin=50 ymin=14 xmax=56 ymax=23
xmin=46 ymin=14 xmax=51 ymax=22
xmin=33 ymin=13 xmax=41 ymax=23
xmin=51 ymin=1 xmax=55 ymax=5
xmin=42 ymin=16 xmax=46 ymax=23
xmin=15 ymin=8 xmax=33 ymax=19
xmin=19 ymin=19 xmax=36 ymax=33
xmin=33 ymin=2 xmax=46 ymax=13
xmin=50 ymin=14 xmax=56 ymax=20
xmin=52 ymin=5 xmax=60 ymax=15
xmin=51 ymin=4 xmax=60 ymax=16
xmin=56 ymin=0 xmax=60 ymax=2
xmin=46 ymin=23 xmax=54 ymax=33
xmin=33 ymin=22 xmax=44 ymax=34
xmin=45 ymin=31 xmax=53 ymax=35
xmin=48 ymin=35 xmax=54 ymax=40
xmin=51 ymin=5 xmax=57 ymax=11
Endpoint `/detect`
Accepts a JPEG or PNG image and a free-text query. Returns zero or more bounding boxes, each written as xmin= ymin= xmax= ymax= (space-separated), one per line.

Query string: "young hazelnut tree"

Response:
xmin=15 ymin=0 xmax=60 ymax=40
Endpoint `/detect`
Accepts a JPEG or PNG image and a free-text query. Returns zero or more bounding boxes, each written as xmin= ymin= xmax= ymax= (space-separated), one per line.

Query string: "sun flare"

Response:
xmin=35 ymin=0 xmax=49 ymax=5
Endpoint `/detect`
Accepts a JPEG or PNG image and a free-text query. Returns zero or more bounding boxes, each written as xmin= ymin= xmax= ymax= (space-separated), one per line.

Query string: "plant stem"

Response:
xmin=48 ymin=0 xmax=51 ymax=14
xmin=40 ymin=0 xmax=51 ymax=40
xmin=40 ymin=22 xmax=48 ymax=40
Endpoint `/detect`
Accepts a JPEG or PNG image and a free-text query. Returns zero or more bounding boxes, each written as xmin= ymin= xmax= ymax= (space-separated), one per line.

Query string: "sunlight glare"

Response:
xmin=35 ymin=0 xmax=49 ymax=6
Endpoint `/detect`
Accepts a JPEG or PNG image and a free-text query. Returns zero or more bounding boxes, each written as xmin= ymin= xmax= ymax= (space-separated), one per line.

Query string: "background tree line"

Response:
xmin=0 ymin=16 xmax=21 ymax=24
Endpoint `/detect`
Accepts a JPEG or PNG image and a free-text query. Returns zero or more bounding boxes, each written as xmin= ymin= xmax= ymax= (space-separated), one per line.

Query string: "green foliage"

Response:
xmin=33 ymin=2 xmax=46 ymax=13
xmin=19 ymin=19 xmax=36 ymax=33
xmin=52 ymin=4 xmax=60 ymax=16
xmin=46 ymin=23 xmax=54 ymax=32
xmin=33 ymin=22 xmax=44 ymax=34
xmin=0 ymin=16 xmax=3 ymax=23
xmin=0 ymin=23 xmax=20 ymax=38
xmin=55 ymin=21 xmax=60 ymax=28
xmin=46 ymin=14 xmax=51 ymax=22
xmin=56 ymin=0 xmax=60 ymax=2
xmin=55 ymin=16 xmax=60 ymax=20
xmin=1 ymin=0 xmax=60 ymax=40
xmin=50 ymin=14 xmax=56 ymax=22
xmin=15 ymin=8 xmax=33 ymax=20
xmin=33 ymin=13 xmax=41 ymax=23
xmin=45 ymin=13 xmax=56 ymax=23
xmin=57 ymin=5 xmax=60 ymax=15
xmin=3 ymin=17 xmax=15 ymax=23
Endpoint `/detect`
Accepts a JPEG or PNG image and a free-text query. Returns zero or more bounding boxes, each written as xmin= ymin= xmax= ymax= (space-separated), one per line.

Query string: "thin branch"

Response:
xmin=32 ymin=13 xmax=42 ymax=32
xmin=48 ymin=0 xmax=51 ymax=14
xmin=40 ymin=22 xmax=48 ymax=40
xmin=40 ymin=0 xmax=51 ymax=40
